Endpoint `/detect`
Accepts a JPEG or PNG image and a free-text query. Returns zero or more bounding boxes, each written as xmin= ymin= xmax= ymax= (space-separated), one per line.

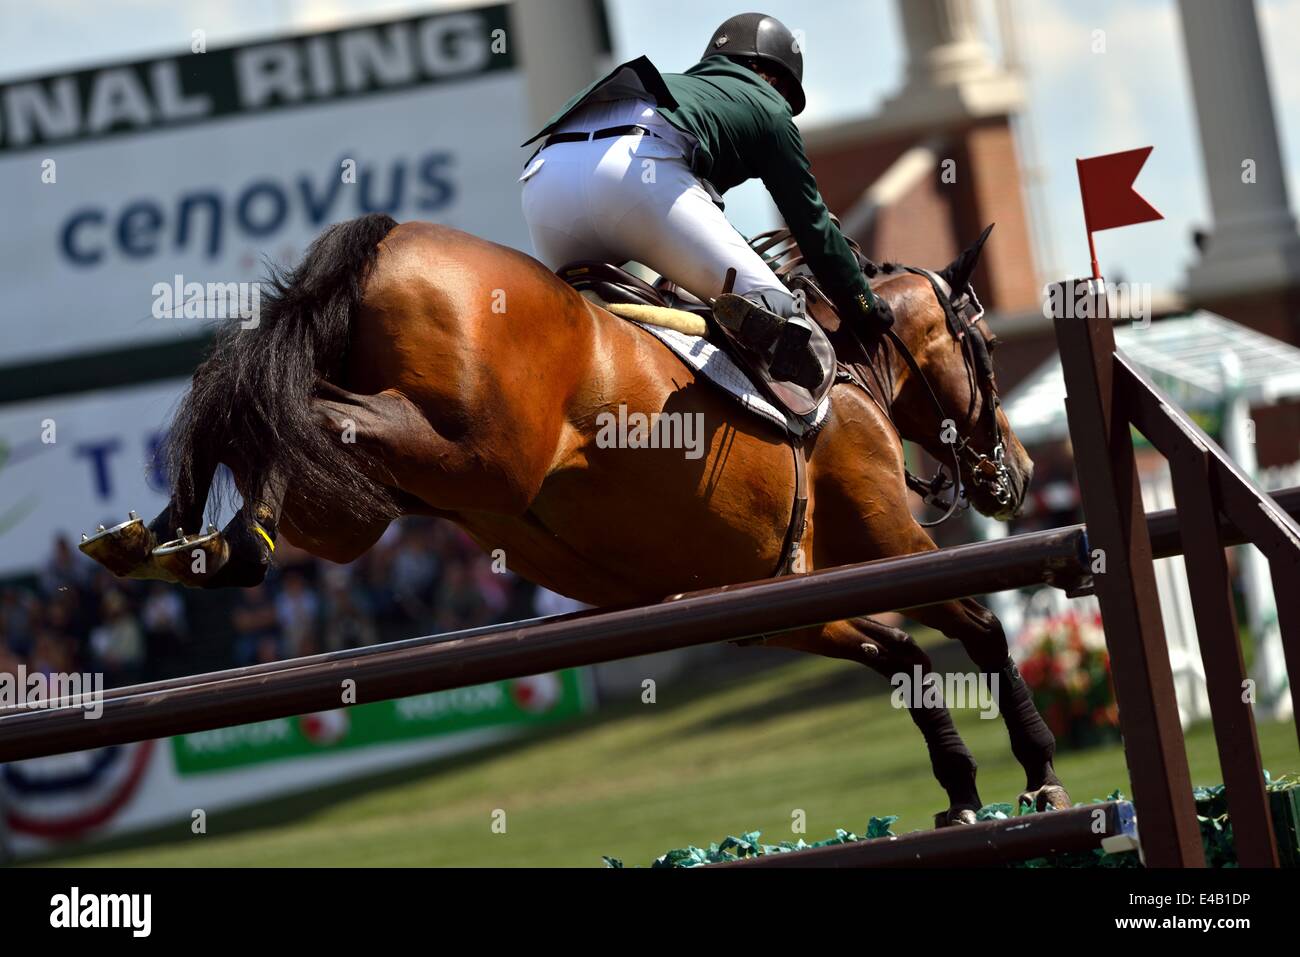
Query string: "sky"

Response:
xmin=2 ymin=0 xmax=1298 ymax=294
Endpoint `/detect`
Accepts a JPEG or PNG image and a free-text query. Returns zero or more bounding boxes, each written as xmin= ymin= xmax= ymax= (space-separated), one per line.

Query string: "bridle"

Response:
xmin=888 ymin=267 xmax=1011 ymax=526
xmin=749 ymin=225 xmax=1013 ymax=527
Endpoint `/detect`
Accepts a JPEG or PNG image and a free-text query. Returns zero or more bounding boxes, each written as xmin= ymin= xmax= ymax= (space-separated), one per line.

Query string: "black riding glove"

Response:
xmin=842 ymin=290 xmax=895 ymax=336
xmin=864 ymin=294 xmax=895 ymax=335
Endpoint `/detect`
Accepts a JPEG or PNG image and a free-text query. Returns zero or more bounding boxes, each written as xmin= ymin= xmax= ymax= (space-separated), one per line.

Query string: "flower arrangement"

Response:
xmin=1016 ymin=608 xmax=1120 ymax=749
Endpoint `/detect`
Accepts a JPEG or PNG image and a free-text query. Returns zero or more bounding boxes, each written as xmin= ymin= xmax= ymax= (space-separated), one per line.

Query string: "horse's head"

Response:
xmin=882 ymin=226 xmax=1032 ymax=521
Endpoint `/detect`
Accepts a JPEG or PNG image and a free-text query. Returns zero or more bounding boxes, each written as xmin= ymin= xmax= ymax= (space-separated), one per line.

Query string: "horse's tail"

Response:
xmin=166 ymin=213 xmax=400 ymax=527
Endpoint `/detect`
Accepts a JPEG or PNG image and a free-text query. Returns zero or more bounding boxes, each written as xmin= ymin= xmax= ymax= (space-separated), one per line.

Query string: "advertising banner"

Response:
xmin=2 ymin=671 xmax=593 ymax=859
xmin=172 ymin=670 xmax=589 ymax=774
xmin=0 ymin=378 xmax=184 ymax=577
xmin=0 ymin=4 xmax=532 ymax=365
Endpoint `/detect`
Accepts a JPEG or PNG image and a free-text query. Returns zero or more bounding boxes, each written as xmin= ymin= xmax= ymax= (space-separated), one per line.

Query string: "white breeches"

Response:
xmin=519 ymin=128 xmax=792 ymax=313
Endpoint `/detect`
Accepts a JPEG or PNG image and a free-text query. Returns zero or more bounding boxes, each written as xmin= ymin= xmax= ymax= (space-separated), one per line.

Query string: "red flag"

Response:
xmin=1075 ymin=147 xmax=1162 ymax=278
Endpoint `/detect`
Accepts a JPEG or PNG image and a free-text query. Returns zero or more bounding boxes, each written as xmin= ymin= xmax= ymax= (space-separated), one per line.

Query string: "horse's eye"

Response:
xmin=986 ymin=336 xmax=1001 ymax=352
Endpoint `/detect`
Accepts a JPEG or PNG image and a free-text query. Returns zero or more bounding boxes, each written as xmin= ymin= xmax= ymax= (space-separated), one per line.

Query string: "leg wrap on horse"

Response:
xmin=908 ymin=696 xmax=980 ymax=807
xmin=206 ymin=506 xmax=278 ymax=589
xmin=859 ymin=620 xmax=980 ymax=808
xmin=993 ymin=656 xmax=1057 ymax=776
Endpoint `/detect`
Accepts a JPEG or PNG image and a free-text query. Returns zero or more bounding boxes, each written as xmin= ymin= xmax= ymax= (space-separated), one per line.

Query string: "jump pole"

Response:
xmin=0 ymin=527 xmax=1090 ymax=763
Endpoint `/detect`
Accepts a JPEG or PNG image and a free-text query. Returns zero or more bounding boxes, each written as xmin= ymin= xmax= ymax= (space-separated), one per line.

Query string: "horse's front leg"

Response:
xmin=907 ymin=598 xmax=1070 ymax=812
xmin=766 ymin=617 xmax=984 ymax=826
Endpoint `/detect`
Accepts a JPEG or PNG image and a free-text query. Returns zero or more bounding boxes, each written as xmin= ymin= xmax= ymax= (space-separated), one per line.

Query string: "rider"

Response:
xmin=518 ymin=12 xmax=895 ymax=390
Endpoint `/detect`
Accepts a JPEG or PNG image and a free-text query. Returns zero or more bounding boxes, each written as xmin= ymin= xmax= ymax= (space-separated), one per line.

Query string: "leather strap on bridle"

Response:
xmin=829 ymin=268 xmax=1005 ymax=528
xmin=884 ymin=325 xmax=966 ymax=527
xmin=893 ymin=266 xmax=1008 ymax=525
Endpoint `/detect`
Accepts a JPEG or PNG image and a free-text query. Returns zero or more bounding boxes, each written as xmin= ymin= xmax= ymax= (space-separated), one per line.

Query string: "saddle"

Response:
xmin=557 ymin=258 xmax=833 ymax=579
xmin=556 ymin=260 xmax=836 ymax=420
xmin=557 ymin=261 xmax=711 ymax=316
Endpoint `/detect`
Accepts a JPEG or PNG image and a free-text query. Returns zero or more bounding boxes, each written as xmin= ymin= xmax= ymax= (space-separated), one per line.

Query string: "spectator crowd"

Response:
xmin=0 ymin=517 xmax=540 ymax=690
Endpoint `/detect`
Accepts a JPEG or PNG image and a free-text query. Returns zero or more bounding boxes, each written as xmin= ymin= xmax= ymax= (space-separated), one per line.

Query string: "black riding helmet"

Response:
xmin=702 ymin=12 xmax=806 ymax=116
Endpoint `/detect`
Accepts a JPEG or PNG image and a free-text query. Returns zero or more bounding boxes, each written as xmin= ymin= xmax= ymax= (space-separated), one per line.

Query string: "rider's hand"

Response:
xmin=865 ymin=295 xmax=895 ymax=333
xmin=845 ymin=290 xmax=894 ymax=334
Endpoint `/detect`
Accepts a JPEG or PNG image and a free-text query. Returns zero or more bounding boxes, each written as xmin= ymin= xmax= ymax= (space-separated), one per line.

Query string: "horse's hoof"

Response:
xmin=151 ymin=529 xmax=230 ymax=587
xmin=79 ymin=515 xmax=159 ymax=578
xmin=1017 ymin=784 xmax=1072 ymax=813
xmin=934 ymin=808 xmax=979 ymax=828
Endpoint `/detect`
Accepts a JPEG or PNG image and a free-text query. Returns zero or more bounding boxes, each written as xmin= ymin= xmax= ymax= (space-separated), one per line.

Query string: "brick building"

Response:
xmin=800 ymin=0 xmax=1300 ymax=467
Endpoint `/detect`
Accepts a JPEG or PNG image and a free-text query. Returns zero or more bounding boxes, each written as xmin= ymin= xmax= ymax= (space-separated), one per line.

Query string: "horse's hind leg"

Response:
xmin=907 ymin=598 xmax=1069 ymax=812
xmin=153 ymin=381 xmax=498 ymax=588
xmin=206 ymin=465 xmax=289 ymax=588
xmin=149 ymin=460 xmax=286 ymax=588
xmin=80 ymin=442 xmax=221 ymax=580
xmin=766 ymin=618 xmax=983 ymax=826
xmin=186 ymin=384 xmax=421 ymax=585
xmin=311 ymin=383 xmax=546 ymax=515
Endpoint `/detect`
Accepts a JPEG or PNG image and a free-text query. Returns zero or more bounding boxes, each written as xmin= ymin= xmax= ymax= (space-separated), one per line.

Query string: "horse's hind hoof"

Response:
xmin=151 ymin=527 xmax=230 ymax=587
xmin=934 ymin=808 xmax=979 ymax=828
xmin=79 ymin=514 xmax=158 ymax=578
xmin=1017 ymin=784 xmax=1071 ymax=814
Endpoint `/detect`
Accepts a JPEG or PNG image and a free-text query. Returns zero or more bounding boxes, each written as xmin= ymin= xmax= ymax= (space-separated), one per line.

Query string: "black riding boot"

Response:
xmin=712 ymin=293 xmax=823 ymax=390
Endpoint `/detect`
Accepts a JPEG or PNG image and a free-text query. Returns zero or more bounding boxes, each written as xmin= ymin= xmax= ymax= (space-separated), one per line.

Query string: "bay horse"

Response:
xmin=82 ymin=213 xmax=1068 ymax=824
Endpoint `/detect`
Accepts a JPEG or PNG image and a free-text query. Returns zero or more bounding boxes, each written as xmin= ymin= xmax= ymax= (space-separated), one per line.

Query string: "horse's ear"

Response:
xmin=940 ymin=223 xmax=995 ymax=293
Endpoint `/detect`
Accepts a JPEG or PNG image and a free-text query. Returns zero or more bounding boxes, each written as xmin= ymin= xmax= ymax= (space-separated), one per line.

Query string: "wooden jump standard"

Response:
xmin=1056 ymin=279 xmax=1300 ymax=869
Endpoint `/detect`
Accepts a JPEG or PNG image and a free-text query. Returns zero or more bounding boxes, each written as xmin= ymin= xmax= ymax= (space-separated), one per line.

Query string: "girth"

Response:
xmin=728 ymin=437 xmax=808 ymax=646
xmin=773 ymin=438 xmax=809 ymax=577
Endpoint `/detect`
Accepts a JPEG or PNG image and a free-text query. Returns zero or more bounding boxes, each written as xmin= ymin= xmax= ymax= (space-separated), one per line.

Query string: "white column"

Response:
xmin=880 ymin=0 xmax=1023 ymax=127
xmin=900 ymin=0 xmax=998 ymax=88
xmin=1177 ymin=0 xmax=1300 ymax=297
xmin=509 ymin=0 xmax=606 ymax=132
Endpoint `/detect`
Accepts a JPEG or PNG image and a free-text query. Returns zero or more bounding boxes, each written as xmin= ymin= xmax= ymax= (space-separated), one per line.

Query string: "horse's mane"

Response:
xmin=858 ymin=258 xmax=904 ymax=280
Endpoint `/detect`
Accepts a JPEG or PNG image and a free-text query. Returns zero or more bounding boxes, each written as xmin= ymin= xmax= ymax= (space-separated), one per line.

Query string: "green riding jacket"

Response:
xmin=521 ymin=55 xmax=877 ymax=320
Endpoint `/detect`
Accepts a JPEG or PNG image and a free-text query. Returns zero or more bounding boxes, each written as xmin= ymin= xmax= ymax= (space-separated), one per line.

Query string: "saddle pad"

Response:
xmin=630 ymin=321 xmax=831 ymax=437
xmin=602 ymin=300 xmax=708 ymax=337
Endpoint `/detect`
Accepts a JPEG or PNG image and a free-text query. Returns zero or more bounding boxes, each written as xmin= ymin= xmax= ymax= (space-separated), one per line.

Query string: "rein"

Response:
xmin=883 ymin=327 xmax=966 ymax=526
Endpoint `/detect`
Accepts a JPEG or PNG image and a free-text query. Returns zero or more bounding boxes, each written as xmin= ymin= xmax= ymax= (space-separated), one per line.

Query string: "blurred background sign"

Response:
xmin=0 ymin=4 xmax=546 ymax=367
xmin=0 ymin=380 xmax=181 ymax=578
xmin=2 ymin=671 xmax=591 ymax=859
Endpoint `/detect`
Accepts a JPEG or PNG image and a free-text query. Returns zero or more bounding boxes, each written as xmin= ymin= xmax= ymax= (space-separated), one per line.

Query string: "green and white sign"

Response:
xmin=172 ymin=670 xmax=591 ymax=774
